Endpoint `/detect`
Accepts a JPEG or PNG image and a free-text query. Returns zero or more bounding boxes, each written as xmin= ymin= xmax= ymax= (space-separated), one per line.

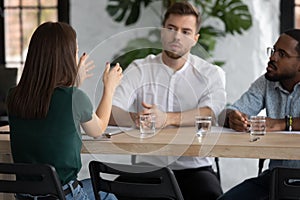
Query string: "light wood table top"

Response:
xmin=0 ymin=125 xmax=10 ymax=155
xmin=1 ymin=125 xmax=300 ymax=160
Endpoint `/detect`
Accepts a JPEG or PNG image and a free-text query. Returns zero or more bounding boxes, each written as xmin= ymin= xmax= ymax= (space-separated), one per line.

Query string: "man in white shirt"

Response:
xmin=109 ymin=2 xmax=226 ymax=199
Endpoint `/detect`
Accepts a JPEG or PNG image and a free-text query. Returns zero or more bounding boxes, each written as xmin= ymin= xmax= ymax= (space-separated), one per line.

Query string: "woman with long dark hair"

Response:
xmin=7 ymin=21 xmax=122 ymax=200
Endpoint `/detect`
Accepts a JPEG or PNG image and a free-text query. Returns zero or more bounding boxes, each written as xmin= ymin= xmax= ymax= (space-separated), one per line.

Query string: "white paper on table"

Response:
xmin=81 ymin=126 xmax=134 ymax=140
xmin=212 ymin=126 xmax=300 ymax=135
xmin=273 ymin=131 xmax=300 ymax=134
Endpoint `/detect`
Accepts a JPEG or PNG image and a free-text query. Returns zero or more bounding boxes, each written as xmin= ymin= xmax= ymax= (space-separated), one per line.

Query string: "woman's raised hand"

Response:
xmin=77 ymin=53 xmax=95 ymax=86
xmin=102 ymin=62 xmax=123 ymax=93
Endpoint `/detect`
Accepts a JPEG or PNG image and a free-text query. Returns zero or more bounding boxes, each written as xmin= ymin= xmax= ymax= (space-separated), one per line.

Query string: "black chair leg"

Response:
xmin=215 ymin=157 xmax=221 ymax=182
xmin=258 ymin=159 xmax=265 ymax=175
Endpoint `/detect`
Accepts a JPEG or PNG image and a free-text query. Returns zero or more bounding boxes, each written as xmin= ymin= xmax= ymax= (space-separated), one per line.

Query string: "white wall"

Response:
xmin=215 ymin=0 xmax=280 ymax=104
xmin=71 ymin=0 xmax=280 ymax=192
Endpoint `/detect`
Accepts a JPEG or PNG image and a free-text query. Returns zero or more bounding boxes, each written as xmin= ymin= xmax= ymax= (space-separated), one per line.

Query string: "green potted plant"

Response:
xmin=106 ymin=0 xmax=252 ymax=67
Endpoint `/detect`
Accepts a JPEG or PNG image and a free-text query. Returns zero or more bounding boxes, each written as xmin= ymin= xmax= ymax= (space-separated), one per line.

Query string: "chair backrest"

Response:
xmin=89 ymin=160 xmax=184 ymax=200
xmin=270 ymin=167 xmax=300 ymax=200
xmin=131 ymin=155 xmax=221 ymax=183
xmin=258 ymin=159 xmax=266 ymax=175
xmin=0 ymin=162 xmax=65 ymax=200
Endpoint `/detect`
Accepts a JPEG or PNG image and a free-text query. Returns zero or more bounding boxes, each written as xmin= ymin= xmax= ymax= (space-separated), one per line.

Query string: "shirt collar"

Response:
xmin=176 ymin=55 xmax=190 ymax=74
xmin=274 ymin=81 xmax=300 ymax=94
xmin=159 ymin=53 xmax=190 ymax=74
xmin=274 ymin=81 xmax=282 ymax=90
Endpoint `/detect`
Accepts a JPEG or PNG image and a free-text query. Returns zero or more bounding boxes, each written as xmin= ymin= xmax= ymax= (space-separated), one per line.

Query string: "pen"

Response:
xmin=250 ymin=137 xmax=260 ymax=142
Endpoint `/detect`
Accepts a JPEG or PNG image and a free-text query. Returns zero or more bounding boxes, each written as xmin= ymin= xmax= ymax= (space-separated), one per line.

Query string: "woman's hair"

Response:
xmin=162 ymin=2 xmax=201 ymax=33
xmin=7 ymin=22 xmax=78 ymax=119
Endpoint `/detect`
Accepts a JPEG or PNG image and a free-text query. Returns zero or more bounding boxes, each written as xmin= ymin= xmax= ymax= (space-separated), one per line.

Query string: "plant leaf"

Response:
xmin=125 ymin=1 xmax=140 ymax=25
xmin=111 ymin=30 xmax=162 ymax=69
xmin=106 ymin=0 xmax=154 ymax=25
xmin=197 ymin=26 xmax=224 ymax=52
xmin=112 ymin=48 xmax=162 ymax=69
xmin=210 ymin=0 xmax=252 ymax=34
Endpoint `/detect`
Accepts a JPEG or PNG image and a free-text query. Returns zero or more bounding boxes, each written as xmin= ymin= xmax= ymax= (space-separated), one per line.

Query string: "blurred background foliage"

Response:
xmin=106 ymin=0 xmax=252 ymax=68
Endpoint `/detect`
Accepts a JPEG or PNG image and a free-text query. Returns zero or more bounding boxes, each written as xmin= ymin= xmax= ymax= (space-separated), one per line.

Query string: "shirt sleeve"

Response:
xmin=72 ymin=88 xmax=93 ymax=123
xmin=228 ymin=75 xmax=266 ymax=116
xmin=198 ymin=66 xmax=226 ymax=117
xmin=113 ymin=62 xmax=141 ymax=113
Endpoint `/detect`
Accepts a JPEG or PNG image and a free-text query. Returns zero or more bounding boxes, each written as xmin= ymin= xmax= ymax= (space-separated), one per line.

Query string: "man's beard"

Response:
xmin=265 ymin=61 xmax=279 ymax=81
xmin=265 ymin=72 xmax=294 ymax=82
xmin=164 ymin=50 xmax=183 ymax=59
xmin=264 ymin=73 xmax=279 ymax=82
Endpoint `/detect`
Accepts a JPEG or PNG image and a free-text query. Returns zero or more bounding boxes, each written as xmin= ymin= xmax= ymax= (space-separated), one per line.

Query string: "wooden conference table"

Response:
xmin=1 ymin=125 xmax=300 ymax=160
xmin=1 ymin=125 xmax=300 ymax=199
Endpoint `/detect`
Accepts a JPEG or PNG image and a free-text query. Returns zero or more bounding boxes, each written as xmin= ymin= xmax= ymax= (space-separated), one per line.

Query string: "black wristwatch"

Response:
xmin=285 ymin=115 xmax=293 ymax=131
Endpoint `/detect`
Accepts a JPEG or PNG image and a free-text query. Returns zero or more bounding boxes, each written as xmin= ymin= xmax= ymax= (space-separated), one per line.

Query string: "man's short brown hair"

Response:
xmin=162 ymin=2 xmax=201 ymax=33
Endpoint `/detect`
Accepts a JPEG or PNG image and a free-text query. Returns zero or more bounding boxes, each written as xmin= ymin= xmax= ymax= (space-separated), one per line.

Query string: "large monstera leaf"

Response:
xmin=210 ymin=0 xmax=252 ymax=34
xmin=106 ymin=0 xmax=153 ymax=25
xmin=198 ymin=26 xmax=225 ymax=53
xmin=111 ymin=30 xmax=162 ymax=67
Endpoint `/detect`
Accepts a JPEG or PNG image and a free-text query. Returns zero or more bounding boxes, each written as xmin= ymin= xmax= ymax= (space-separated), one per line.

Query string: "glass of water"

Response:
xmin=250 ymin=116 xmax=266 ymax=135
xmin=195 ymin=116 xmax=212 ymax=137
xmin=139 ymin=114 xmax=156 ymax=137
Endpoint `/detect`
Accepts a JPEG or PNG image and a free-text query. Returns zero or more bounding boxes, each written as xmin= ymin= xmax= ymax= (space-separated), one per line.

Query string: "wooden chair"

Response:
xmin=270 ymin=167 xmax=300 ymax=200
xmin=0 ymin=162 xmax=65 ymax=200
xmin=89 ymin=160 xmax=184 ymax=200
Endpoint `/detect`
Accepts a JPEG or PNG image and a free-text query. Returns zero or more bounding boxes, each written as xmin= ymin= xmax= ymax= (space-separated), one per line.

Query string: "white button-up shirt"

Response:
xmin=113 ymin=53 xmax=226 ymax=169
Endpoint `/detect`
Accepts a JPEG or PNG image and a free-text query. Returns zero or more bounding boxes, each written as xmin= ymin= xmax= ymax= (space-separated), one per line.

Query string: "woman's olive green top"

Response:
xmin=9 ymin=87 xmax=93 ymax=185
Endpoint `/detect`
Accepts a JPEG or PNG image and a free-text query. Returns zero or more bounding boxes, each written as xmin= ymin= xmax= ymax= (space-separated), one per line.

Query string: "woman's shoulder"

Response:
xmin=54 ymin=87 xmax=89 ymax=101
xmin=55 ymin=86 xmax=84 ymax=94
